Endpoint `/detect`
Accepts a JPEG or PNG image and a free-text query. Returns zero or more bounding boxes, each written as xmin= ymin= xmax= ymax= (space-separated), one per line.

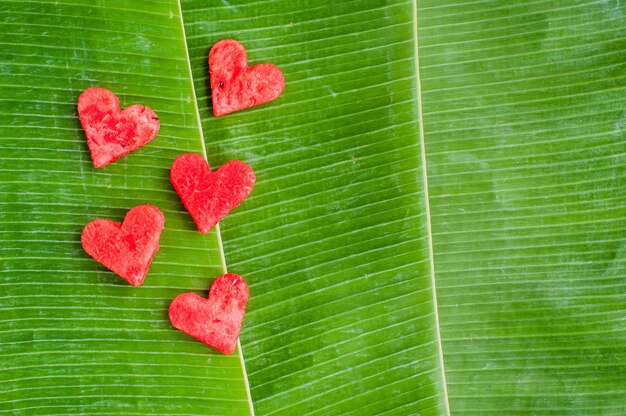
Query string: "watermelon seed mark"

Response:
xmin=101 ymin=114 xmax=110 ymax=122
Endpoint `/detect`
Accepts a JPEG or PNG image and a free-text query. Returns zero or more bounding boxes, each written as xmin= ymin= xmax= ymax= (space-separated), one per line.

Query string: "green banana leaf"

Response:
xmin=1 ymin=0 xmax=625 ymax=415
xmin=0 ymin=1 xmax=253 ymax=414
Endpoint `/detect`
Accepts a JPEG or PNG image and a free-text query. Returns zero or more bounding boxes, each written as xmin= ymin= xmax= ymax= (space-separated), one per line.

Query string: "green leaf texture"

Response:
xmin=2 ymin=0 xmax=625 ymax=415
xmin=180 ymin=0 xmax=626 ymax=414
xmin=0 ymin=1 xmax=252 ymax=414
xmin=180 ymin=0 xmax=447 ymax=415
xmin=419 ymin=1 xmax=626 ymax=413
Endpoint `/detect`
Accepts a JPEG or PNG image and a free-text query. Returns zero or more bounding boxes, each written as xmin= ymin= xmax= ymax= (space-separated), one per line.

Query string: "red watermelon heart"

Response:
xmin=81 ymin=205 xmax=164 ymax=286
xmin=170 ymin=153 xmax=255 ymax=234
xmin=169 ymin=274 xmax=249 ymax=354
xmin=78 ymin=87 xmax=160 ymax=168
xmin=209 ymin=39 xmax=284 ymax=116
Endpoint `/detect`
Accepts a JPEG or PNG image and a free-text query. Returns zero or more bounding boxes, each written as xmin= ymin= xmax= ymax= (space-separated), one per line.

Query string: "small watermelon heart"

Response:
xmin=78 ymin=87 xmax=160 ymax=168
xmin=169 ymin=274 xmax=249 ymax=354
xmin=209 ymin=39 xmax=284 ymax=116
xmin=81 ymin=205 xmax=164 ymax=286
xmin=170 ymin=153 xmax=255 ymax=234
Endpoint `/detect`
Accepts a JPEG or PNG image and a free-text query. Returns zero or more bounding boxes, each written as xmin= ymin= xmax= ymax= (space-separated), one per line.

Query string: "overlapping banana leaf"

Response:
xmin=1 ymin=0 xmax=624 ymax=415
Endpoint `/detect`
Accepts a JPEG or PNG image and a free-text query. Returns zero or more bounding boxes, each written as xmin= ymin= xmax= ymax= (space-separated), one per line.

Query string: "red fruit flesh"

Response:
xmin=78 ymin=87 xmax=160 ymax=168
xmin=209 ymin=39 xmax=284 ymax=116
xmin=169 ymin=274 xmax=249 ymax=354
xmin=170 ymin=153 xmax=255 ymax=234
xmin=81 ymin=205 xmax=164 ymax=286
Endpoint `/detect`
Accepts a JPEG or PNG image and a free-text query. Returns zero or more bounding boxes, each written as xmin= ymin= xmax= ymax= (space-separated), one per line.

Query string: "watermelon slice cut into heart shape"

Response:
xmin=170 ymin=153 xmax=255 ymax=234
xmin=81 ymin=205 xmax=164 ymax=286
xmin=209 ymin=39 xmax=285 ymax=116
xmin=169 ymin=274 xmax=249 ymax=354
xmin=78 ymin=87 xmax=160 ymax=168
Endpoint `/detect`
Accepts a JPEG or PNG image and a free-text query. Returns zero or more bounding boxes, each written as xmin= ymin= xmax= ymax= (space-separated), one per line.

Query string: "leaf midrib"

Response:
xmin=175 ymin=0 xmax=256 ymax=414
xmin=412 ymin=0 xmax=451 ymax=413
